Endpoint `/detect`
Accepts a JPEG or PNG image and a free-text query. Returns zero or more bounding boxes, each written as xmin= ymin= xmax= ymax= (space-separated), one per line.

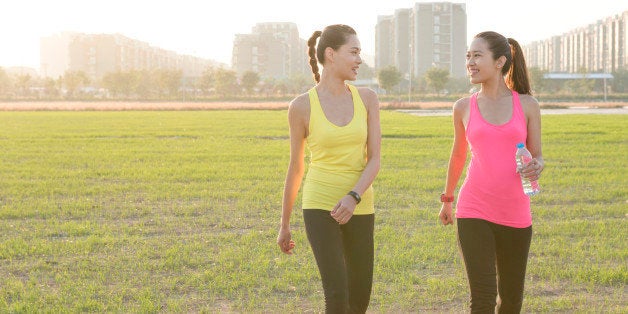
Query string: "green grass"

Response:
xmin=0 ymin=110 xmax=626 ymax=312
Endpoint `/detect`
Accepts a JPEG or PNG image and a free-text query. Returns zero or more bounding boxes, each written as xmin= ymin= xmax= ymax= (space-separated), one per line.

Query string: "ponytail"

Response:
xmin=307 ymin=31 xmax=322 ymax=83
xmin=474 ymin=32 xmax=532 ymax=95
xmin=306 ymin=25 xmax=356 ymax=84
xmin=505 ymin=38 xmax=531 ymax=95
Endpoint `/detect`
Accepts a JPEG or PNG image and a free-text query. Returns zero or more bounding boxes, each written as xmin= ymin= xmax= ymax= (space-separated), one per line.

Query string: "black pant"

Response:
xmin=457 ymin=218 xmax=532 ymax=314
xmin=303 ymin=209 xmax=374 ymax=314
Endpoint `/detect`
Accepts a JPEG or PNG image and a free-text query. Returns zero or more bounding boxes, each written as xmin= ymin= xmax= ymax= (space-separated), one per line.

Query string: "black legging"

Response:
xmin=457 ymin=218 xmax=533 ymax=314
xmin=303 ymin=209 xmax=374 ymax=314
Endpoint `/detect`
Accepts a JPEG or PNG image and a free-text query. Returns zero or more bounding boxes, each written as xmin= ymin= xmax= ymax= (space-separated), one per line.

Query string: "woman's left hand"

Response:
xmin=520 ymin=158 xmax=544 ymax=182
xmin=331 ymin=195 xmax=357 ymax=225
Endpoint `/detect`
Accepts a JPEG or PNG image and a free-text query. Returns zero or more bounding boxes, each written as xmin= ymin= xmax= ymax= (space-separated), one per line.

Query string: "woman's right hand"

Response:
xmin=439 ymin=203 xmax=454 ymax=226
xmin=277 ymin=227 xmax=295 ymax=255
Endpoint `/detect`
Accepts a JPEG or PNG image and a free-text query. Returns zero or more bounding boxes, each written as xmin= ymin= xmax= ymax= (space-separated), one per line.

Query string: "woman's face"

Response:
xmin=330 ymin=34 xmax=362 ymax=81
xmin=466 ymin=37 xmax=501 ymax=85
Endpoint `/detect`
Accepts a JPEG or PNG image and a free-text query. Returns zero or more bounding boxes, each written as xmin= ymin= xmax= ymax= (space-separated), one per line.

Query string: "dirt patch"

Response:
xmin=0 ymin=100 xmax=625 ymax=111
xmin=0 ymin=101 xmax=288 ymax=111
xmin=382 ymin=101 xmax=628 ymax=110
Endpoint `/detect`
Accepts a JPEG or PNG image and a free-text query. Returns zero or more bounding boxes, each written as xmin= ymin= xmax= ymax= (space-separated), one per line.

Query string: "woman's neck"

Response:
xmin=317 ymin=70 xmax=349 ymax=96
xmin=480 ymin=78 xmax=511 ymax=100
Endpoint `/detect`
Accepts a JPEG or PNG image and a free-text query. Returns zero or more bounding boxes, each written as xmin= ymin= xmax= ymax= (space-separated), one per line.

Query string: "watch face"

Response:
xmin=440 ymin=194 xmax=453 ymax=202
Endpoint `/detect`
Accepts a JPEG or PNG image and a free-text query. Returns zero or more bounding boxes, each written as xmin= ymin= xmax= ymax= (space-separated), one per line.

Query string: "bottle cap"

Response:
xmin=516 ymin=143 xmax=524 ymax=148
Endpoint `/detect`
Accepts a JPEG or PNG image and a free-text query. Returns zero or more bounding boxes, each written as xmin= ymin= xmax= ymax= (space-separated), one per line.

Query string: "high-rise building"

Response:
xmin=232 ymin=22 xmax=308 ymax=79
xmin=375 ymin=15 xmax=394 ymax=69
xmin=413 ymin=2 xmax=467 ymax=78
xmin=40 ymin=32 xmax=218 ymax=80
xmin=40 ymin=32 xmax=76 ymax=79
xmin=523 ymin=11 xmax=627 ymax=73
xmin=393 ymin=8 xmax=413 ymax=77
xmin=374 ymin=2 xmax=467 ymax=79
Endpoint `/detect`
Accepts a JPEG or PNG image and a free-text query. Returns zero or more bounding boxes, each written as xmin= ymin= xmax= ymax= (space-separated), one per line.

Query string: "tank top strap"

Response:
xmin=347 ymin=84 xmax=367 ymax=117
xmin=511 ymin=91 xmax=526 ymax=128
xmin=347 ymin=84 xmax=358 ymax=111
xmin=468 ymin=92 xmax=480 ymax=128
xmin=470 ymin=92 xmax=479 ymax=102
xmin=470 ymin=92 xmax=479 ymax=111
xmin=308 ymin=87 xmax=323 ymax=122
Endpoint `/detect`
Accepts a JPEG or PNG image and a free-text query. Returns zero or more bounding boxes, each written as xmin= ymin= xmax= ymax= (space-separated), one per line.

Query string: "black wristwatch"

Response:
xmin=347 ymin=191 xmax=361 ymax=204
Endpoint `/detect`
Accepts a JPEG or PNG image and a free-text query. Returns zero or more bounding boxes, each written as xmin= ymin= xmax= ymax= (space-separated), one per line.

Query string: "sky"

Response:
xmin=1 ymin=0 xmax=627 ymax=70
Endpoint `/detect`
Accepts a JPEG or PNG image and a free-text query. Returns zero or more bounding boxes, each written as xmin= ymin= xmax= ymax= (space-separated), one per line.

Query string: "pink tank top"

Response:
xmin=456 ymin=91 xmax=532 ymax=228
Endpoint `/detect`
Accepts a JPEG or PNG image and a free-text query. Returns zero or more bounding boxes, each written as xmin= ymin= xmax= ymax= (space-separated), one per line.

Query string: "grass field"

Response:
xmin=0 ymin=110 xmax=626 ymax=312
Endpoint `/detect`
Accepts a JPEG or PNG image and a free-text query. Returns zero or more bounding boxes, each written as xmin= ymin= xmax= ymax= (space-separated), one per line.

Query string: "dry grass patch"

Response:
xmin=1 ymin=100 xmax=625 ymax=111
xmin=0 ymin=101 xmax=290 ymax=111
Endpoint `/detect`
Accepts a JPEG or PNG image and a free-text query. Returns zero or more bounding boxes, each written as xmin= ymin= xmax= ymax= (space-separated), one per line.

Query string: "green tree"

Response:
xmin=180 ymin=76 xmax=198 ymax=101
xmin=43 ymin=77 xmax=60 ymax=98
xmin=357 ymin=63 xmax=375 ymax=80
xmin=611 ymin=69 xmax=627 ymax=93
xmin=445 ymin=76 xmax=472 ymax=94
xmin=199 ymin=66 xmax=215 ymax=96
xmin=0 ymin=67 xmax=12 ymax=97
xmin=285 ymin=73 xmax=311 ymax=94
xmin=273 ymin=81 xmax=288 ymax=96
xmin=424 ymin=67 xmax=450 ymax=94
xmin=241 ymin=71 xmax=260 ymax=96
xmin=214 ymin=68 xmax=238 ymax=98
xmin=260 ymin=77 xmax=276 ymax=97
xmin=102 ymin=71 xmax=133 ymax=98
xmin=565 ymin=68 xmax=595 ymax=94
xmin=377 ymin=65 xmax=401 ymax=93
xmin=15 ymin=74 xmax=32 ymax=97
xmin=62 ymin=71 xmax=89 ymax=99
xmin=528 ymin=67 xmax=547 ymax=94
xmin=154 ymin=69 xmax=182 ymax=99
xmin=133 ymin=70 xmax=154 ymax=99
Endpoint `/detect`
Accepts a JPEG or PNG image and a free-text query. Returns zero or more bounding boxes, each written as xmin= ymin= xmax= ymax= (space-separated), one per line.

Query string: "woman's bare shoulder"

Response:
xmin=289 ymin=92 xmax=310 ymax=114
xmin=453 ymin=96 xmax=471 ymax=111
xmin=518 ymin=94 xmax=541 ymax=119
xmin=356 ymin=86 xmax=377 ymax=98
xmin=519 ymin=94 xmax=540 ymax=108
xmin=356 ymin=87 xmax=379 ymax=109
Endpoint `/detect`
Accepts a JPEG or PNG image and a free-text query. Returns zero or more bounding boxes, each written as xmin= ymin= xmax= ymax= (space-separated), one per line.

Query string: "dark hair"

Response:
xmin=474 ymin=31 xmax=531 ymax=95
xmin=307 ymin=24 xmax=357 ymax=83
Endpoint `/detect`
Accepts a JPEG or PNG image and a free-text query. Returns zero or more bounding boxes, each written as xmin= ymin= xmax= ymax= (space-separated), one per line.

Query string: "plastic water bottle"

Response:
xmin=515 ymin=142 xmax=540 ymax=196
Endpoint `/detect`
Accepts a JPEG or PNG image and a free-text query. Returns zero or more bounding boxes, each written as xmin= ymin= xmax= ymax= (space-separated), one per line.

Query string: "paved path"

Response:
xmin=399 ymin=107 xmax=628 ymax=117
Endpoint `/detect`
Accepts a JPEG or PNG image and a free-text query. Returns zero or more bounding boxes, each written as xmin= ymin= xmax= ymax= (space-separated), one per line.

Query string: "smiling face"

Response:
xmin=466 ymin=37 xmax=504 ymax=85
xmin=327 ymin=34 xmax=362 ymax=81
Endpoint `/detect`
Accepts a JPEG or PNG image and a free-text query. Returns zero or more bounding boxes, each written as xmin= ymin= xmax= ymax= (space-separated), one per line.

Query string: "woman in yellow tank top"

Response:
xmin=276 ymin=24 xmax=381 ymax=313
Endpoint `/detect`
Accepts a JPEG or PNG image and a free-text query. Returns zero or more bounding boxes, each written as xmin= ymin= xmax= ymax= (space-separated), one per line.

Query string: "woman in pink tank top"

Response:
xmin=438 ymin=31 xmax=544 ymax=313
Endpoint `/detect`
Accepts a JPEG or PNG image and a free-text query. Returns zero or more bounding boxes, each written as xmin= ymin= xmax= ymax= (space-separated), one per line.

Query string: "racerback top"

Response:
xmin=301 ymin=84 xmax=374 ymax=214
xmin=456 ymin=91 xmax=532 ymax=228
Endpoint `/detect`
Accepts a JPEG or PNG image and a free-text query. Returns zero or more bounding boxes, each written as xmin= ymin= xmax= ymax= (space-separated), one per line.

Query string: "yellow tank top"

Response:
xmin=302 ymin=84 xmax=374 ymax=215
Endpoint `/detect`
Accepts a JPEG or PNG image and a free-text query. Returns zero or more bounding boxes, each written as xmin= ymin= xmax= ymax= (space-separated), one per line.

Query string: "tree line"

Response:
xmin=0 ymin=65 xmax=626 ymax=101
xmin=376 ymin=65 xmax=628 ymax=98
xmin=0 ymin=67 xmax=313 ymax=101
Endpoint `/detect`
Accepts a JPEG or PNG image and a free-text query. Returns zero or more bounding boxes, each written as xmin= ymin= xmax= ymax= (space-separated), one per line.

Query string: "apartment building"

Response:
xmin=232 ymin=22 xmax=308 ymax=79
xmin=523 ymin=10 xmax=627 ymax=73
xmin=375 ymin=15 xmax=394 ymax=69
xmin=40 ymin=32 xmax=217 ymax=80
xmin=375 ymin=2 xmax=467 ymax=78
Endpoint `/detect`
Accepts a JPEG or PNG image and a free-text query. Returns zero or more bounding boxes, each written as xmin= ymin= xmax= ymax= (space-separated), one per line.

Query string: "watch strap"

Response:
xmin=347 ymin=191 xmax=361 ymax=204
xmin=440 ymin=193 xmax=454 ymax=203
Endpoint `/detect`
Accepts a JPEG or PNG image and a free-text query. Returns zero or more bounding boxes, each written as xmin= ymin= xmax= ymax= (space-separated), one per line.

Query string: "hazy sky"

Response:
xmin=1 ymin=0 xmax=626 ymax=69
